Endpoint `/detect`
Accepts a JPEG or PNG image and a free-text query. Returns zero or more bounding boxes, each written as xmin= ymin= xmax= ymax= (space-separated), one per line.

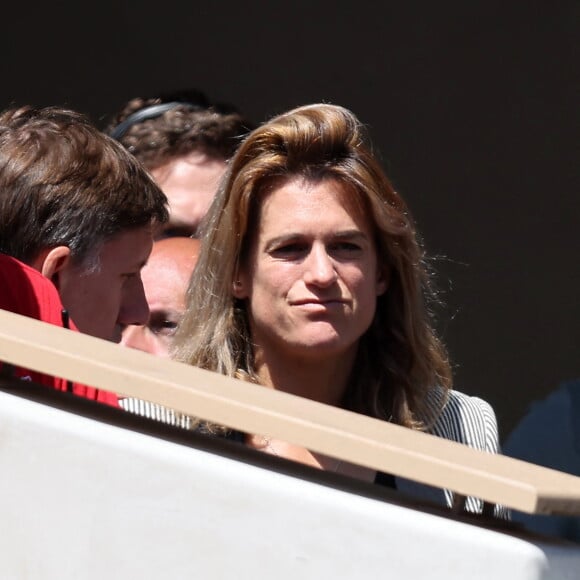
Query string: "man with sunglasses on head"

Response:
xmin=105 ymin=88 xmax=254 ymax=238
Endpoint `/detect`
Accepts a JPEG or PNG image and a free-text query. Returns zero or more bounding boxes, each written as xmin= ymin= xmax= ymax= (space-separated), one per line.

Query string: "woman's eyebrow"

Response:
xmin=264 ymin=230 xmax=368 ymax=249
xmin=332 ymin=230 xmax=368 ymax=241
xmin=263 ymin=234 xmax=302 ymax=250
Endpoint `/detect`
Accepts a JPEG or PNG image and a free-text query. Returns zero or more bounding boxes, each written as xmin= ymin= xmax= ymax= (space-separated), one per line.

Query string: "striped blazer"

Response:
xmin=395 ymin=388 xmax=508 ymax=518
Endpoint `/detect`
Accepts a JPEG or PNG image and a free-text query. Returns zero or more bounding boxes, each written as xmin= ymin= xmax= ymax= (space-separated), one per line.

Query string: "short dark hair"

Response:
xmin=104 ymin=89 xmax=255 ymax=170
xmin=0 ymin=105 xmax=169 ymax=265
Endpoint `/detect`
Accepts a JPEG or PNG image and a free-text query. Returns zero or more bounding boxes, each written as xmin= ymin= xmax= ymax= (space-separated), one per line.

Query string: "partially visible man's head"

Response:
xmin=0 ymin=105 xmax=169 ymax=341
xmin=106 ymin=89 xmax=255 ymax=237
xmin=121 ymin=236 xmax=200 ymax=357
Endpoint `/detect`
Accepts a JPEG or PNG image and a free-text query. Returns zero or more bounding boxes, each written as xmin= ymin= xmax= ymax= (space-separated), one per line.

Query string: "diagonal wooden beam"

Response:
xmin=0 ymin=307 xmax=579 ymax=515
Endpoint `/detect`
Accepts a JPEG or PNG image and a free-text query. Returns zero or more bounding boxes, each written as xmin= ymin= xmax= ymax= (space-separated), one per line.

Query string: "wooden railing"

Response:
xmin=0 ymin=308 xmax=579 ymax=516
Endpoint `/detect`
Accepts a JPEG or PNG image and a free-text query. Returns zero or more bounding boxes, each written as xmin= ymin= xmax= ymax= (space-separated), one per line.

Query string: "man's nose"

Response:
xmin=119 ymin=277 xmax=150 ymax=327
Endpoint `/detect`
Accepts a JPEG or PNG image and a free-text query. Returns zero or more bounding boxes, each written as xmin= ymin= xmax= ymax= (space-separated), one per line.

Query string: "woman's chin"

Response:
xmin=287 ymin=333 xmax=358 ymax=359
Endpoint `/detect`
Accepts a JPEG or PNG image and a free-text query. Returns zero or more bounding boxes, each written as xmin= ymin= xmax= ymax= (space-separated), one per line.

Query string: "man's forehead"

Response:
xmin=147 ymin=238 xmax=200 ymax=268
xmin=98 ymin=225 xmax=154 ymax=267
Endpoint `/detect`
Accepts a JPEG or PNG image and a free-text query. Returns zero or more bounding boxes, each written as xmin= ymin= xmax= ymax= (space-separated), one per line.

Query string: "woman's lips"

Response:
xmin=291 ymin=298 xmax=346 ymax=310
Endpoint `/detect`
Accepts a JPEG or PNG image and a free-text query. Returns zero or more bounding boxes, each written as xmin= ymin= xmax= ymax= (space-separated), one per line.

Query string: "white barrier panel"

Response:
xmin=0 ymin=390 xmax=577 ymax=580
xmin=1 ymin=309 xmax=580 ymax=518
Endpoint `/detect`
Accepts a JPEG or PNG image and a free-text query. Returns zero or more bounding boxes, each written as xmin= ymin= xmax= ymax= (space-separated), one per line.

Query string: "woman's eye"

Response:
xmin=271 ymin=243 xmax=307 ymax=257
xmin=331 ymin=242 xmax=361 ymax=253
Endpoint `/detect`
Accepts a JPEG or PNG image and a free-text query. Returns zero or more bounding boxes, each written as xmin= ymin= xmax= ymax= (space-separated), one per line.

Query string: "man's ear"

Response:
xmin=36 ymin=246 xmax=72 ymax=288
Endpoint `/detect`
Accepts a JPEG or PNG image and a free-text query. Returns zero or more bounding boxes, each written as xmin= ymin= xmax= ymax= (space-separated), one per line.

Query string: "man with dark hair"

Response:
xmin=0 ymin=105 xmax=169 ymax=343
xmin=0 ymin=253 xmax=117 ymax=405
xmin=105 ymin=89 xmax=255 ymax=237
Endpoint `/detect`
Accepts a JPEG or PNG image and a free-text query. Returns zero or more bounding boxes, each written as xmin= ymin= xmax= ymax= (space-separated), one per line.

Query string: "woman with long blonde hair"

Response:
xmin=173 ymin=103 xmax=504 ymax=516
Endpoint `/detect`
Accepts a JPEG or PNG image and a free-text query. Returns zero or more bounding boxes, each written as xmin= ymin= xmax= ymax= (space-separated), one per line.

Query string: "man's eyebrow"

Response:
xmin=133 ymin=255 xmax=150 ymax=269
xmin=122 ymin=258 xmax=149 ymax=276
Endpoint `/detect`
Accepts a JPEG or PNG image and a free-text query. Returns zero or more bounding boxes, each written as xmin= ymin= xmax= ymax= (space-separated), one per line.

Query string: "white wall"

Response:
xmin=0 ymin=390 xmax=578 ymax=579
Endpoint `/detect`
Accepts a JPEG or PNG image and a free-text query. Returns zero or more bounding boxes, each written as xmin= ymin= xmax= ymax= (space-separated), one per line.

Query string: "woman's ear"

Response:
xmin=376 ymin=266 xmax=390 ymax=297
xmin=232 ymin=275 xmax=248 ymax=299
xmin=232 ymin=258 xmax=251 ymax=299
xmin=36 ymin=246 xmax=72 ymax=288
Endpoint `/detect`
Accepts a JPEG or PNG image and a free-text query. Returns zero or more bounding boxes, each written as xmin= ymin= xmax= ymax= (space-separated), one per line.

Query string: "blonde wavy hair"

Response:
xmin=173 ymin=103 xmax=451 ymax=430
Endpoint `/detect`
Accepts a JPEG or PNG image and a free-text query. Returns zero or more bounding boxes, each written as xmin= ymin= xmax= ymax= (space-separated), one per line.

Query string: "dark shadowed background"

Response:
xmin=2 ymin=1 xmax=578 ymax=440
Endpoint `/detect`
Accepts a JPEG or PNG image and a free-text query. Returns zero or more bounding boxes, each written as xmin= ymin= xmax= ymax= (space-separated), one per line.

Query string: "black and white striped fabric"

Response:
xmin=119 ymin=398 xmax=193 ymax=430
xmin=396 ymin=388 xmax=509 ymax=518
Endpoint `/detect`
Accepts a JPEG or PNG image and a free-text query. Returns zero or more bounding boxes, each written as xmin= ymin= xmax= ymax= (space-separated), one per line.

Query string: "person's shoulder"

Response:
xmin=427 ymin=386 xmax=496 ymax=423
xmin=504 ymin=378 xmax=580 ymax=473
xmin=0 ymin=254 xmax=64 ymax=326
xmin=506 ymin=380 xmax=575 ymax=441
xmin=427 ymin=387 xmax=499 ymax=451
xmin=0 ymin=253 xmax=45 ymax=280
xmin=560 ymin=378 xmax=580 ymax=405
xmin=0 ymin=253 xmax=38 ymax=291
xmin=446 ymin=389 xmax=495 ymax=417
xmin=535 ymin=380 xmax=576 ymax=409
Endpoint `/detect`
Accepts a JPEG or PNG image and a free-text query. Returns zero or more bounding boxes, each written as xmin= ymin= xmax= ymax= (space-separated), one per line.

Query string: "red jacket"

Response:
xmin=0 ymin=253 xmax=118 ymax=407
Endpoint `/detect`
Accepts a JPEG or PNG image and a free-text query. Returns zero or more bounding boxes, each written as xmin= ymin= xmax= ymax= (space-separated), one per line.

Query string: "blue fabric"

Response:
xmin=503 ymin=379 xmax=580 ymax=543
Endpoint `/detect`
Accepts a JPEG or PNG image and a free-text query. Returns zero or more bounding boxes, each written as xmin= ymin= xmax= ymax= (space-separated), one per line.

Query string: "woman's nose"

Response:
xmin=303 ymin=245 xmax=338 ymax=287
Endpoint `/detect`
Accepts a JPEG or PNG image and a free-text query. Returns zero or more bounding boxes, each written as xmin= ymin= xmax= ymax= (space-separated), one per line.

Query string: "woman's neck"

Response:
xmin=248 ymin=344 xmax=374 ymax=481
xmin=253 ymin=345 xmax=357 ymax=406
